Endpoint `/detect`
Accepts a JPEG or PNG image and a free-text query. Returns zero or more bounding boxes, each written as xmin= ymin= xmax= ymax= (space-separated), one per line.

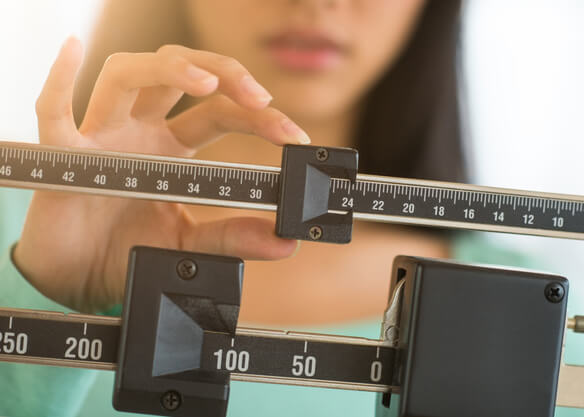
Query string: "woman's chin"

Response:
xmin=271 ymin=88 xmax=354 ymax=124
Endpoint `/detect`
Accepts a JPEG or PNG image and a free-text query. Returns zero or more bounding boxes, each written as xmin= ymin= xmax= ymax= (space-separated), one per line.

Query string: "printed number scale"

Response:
xmin=1 ymin=140 xmax=584 ymax=239
xmin=0 ymin=140 xmax=583 ymax=415
xmin=0 ymin=307 xmax=393 ymax=392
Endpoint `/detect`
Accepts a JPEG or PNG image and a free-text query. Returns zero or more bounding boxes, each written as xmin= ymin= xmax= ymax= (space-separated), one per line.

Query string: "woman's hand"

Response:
xmin=13 ymin=37 xmax=309 ymax=313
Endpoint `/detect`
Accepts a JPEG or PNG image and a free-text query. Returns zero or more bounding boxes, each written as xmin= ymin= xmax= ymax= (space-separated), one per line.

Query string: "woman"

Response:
xmin=0 ymin=1 xmax=526 ymax=416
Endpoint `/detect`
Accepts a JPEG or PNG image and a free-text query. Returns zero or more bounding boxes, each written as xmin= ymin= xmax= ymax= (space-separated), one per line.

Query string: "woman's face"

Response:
xmin=186 ymin=0 xmax=425 ymax=123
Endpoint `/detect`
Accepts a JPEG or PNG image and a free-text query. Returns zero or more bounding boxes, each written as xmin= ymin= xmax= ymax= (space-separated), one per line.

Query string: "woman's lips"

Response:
xmin=263 ymin=31 xmax=347 ymax=71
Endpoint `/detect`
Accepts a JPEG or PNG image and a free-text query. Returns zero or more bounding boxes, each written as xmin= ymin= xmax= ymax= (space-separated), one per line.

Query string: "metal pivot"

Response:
xmin=276 ymin=144 xmax=358 ymax=243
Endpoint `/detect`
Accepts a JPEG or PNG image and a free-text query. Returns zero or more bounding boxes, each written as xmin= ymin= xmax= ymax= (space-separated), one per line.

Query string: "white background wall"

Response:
xmin=0 ymin=1 xmax=101 ymax=139
xmin=464 ymin=0 xmax=584 ymax=361
xmin=0 ymin=0 xmax=583 ymax=358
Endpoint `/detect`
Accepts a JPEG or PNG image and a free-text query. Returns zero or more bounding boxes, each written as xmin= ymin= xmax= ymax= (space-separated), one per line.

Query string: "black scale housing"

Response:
xmin=113 ymin=247 xmax=243 ymax=417
xmin=377 ymin=256 xmax=568 ymax=417
xmin=276 ymin=144 xmax=358 ymax=243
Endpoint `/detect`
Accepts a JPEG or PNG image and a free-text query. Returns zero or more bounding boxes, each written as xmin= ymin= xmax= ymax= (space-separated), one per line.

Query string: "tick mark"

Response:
xmin=304 ymin=341 xmax=308 ymax=353
xmin=8 ymin=317 xmax=13 ymax=329
xmin=231 ymin=338 xmax=235 ymax=347
xmin=376 ymin=347 xmax=380 ymax=359
xmin=83 ymin=323 xmax=87 ymax=335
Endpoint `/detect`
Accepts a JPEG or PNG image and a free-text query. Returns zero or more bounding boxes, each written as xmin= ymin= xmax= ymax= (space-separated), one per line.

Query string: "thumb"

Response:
xmin=183 ymin=216 xmax=298 ymax=260
xmin=36 ymin=36 xmax=83 ymax=145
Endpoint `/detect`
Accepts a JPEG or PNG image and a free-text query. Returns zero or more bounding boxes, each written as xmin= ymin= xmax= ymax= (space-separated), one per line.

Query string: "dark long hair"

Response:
xmin=356 ymin=1 xmax=466 ymax=182
xmin=74 ymin=0 xmax=466 ymax=183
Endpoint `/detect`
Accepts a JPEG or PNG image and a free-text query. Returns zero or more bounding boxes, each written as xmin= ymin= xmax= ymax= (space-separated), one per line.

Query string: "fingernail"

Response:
xmin=60 ymin=36 xmax=82 ymax=56
xmin=290 ymin=240 xmax=302 ymax=258
xmin=60 ymin=36 xmax=75 ymax=51
xmin=240 ymin=75 xmax=273 ymax=104
xmin=281 ymin=119 xmax=311 ymax=144
xmin=187 ymin=65 xmax=218 ymax=86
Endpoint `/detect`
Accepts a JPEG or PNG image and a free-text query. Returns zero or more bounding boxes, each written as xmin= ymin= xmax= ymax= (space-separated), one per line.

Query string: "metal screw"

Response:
xmin=316 ymin=148 xmax=328 ymax=162
xmin=176 ymin=259 xmax=197 ymax=280
xmin=161 ymin=390 xmax=181 ymax=411
xmin=544 ymin=282 xmax=565 ymax=303
xmin=308 ymin=226 xmax=323 ymax=240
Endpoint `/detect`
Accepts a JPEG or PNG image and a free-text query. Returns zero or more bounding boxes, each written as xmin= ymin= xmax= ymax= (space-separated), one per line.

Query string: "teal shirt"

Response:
xmin=0 ymin=187 xmax=582 ymax=417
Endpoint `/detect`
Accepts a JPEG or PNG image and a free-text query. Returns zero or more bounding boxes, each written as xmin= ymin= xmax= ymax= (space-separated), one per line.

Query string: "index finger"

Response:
xmin=157 ymin=45 xmax=273 ymax=110
xmin=36 ymin=37 xmax=83 ymax=145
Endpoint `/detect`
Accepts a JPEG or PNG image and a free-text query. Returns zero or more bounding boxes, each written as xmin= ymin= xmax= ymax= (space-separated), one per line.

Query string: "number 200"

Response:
xmin=64 ymin=337 xmax=103 ymax=361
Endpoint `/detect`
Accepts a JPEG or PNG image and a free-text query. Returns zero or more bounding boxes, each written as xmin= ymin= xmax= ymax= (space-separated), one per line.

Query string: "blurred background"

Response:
xmin=463 ymin=0 xmax=584 ymax=365
xmin=0 ymin=0 xmax=583 ymax=365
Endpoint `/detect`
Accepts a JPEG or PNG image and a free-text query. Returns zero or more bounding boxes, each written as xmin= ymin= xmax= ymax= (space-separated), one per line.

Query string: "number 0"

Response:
xmin=370 ymin=361 xmax=383 ymax=382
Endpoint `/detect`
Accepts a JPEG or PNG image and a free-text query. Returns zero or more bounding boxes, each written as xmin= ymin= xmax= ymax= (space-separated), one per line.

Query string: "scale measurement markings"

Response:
xmin=0 ymin=311 xmax=119 ymax=368
xmin=2 ymin=141 xmax=584 ymax=239
xmin=0 ymin=309 xmax=394 ymax=392
xmin=0 ymin=142 xmax=280 ymax=212
xmin=203 ymin=332 xmax=393 ymax=386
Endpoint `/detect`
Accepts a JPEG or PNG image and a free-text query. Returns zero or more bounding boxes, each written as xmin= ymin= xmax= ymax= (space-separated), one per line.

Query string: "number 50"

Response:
xmin=291 ymin=355 xmax=316 ymax=377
